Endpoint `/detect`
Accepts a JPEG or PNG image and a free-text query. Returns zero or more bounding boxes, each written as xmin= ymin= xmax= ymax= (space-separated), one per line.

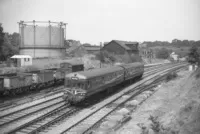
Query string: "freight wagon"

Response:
xmin=0 ymin=61 xmax=84 ymax=96
xmin=0 ymin=73 xmax=33 ymax=95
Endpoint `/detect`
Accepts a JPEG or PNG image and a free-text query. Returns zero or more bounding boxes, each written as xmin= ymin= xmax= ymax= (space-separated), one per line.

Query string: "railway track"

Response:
xmin=0 ymin=85 xmax=64 ymax=112
xmin=2 ymin=63 xmax=187 ymax=134
xmin=0 ymin=93 xmax=65 ymax=133
xmin=0 ymin=62 xmax=170 ymax=112
xmin=55 ymin=64 xmax=186 ymax=134
xmin=0 ymin=63 xmax=187 ymax=134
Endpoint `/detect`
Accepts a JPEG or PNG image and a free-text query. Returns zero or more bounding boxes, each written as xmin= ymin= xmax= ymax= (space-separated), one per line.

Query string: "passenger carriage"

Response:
xmin=63 ymin=62 xmax=144 ymax=103
xmin=121 ymin=62 xmax=144 ymax=81
xmin=63 ymin=66 xmax=124 ymax=103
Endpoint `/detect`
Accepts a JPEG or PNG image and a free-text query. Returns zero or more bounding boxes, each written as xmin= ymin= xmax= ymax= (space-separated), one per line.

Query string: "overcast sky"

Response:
xmin=0 ymin=0 xmax=200 ymax=45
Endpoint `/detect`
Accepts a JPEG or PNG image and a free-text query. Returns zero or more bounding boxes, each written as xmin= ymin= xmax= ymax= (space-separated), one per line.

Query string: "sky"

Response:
xmin=0 ymin=0 xmax=200 ymax=45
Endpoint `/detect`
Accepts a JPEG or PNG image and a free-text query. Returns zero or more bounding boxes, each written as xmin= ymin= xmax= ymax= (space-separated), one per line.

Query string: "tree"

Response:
xmin=156 ymin=48 xmax=170 ymax=59
xmin=0 ymin=23 xmax=5 ymax=61
xmin=82 ymin=43 xmax=91 ymax=46
xmin=188 ymin=45 xmax=200 ymax=65
xmin=11 ymin=32 xmax=20 ymax=47
xmin=2 ymin=33 xmax=15 ymax=58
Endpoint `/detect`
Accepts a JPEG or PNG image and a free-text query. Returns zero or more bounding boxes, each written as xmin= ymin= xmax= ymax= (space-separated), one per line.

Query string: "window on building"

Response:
xmin=24 ymin=58 xmax=30 ymax=62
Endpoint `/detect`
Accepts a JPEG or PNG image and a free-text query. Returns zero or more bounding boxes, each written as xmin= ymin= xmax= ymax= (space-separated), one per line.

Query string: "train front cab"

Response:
xmin=63 ymin=76 xmax=87 ymax=103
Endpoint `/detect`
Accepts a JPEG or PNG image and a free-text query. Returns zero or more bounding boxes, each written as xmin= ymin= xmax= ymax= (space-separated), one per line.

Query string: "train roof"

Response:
xmin=65 ymin=66 xmax=123 ymax=80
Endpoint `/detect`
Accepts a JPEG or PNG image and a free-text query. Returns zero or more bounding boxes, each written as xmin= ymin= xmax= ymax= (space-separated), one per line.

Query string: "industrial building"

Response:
xmin=102 ymin=40 xmax=139 ymax=55
xmin=84 ymin=45 xmax=100 ymax=54
xmin=18 ymin=20 xmax=67 ymax=58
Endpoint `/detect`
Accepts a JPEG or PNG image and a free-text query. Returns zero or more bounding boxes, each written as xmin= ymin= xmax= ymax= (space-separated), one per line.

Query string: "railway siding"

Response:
xmin=0 ymin=102 xmax=65 ymax=134
xmin=0 ymin=92 xmax=63 ymax=117
xmin=0 ymin=98 xmax=63 ymax=127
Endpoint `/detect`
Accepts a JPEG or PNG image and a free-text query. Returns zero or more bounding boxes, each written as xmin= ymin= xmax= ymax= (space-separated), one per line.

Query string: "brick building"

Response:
xmin=102 ymin=40 xmax=139 ymax=55
xmin=84 ymin=46 xmax=100 ymax=54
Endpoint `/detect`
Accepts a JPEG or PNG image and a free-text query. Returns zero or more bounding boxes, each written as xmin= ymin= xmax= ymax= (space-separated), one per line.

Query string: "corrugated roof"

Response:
xmin=109 ymin=40 xmax=138 ymax=50
xmin=11 ymin=55 xmax=32 ymax=59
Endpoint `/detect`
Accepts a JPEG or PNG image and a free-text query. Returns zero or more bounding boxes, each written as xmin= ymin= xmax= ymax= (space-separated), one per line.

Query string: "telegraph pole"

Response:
xmin=100 ymin=42 xmax=102 ymax=68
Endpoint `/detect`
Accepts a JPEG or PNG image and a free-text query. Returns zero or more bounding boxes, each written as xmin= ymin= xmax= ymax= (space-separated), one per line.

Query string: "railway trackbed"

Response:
xmin=54 ymin=64 xmax=186 ymax=134
xmin=0 ymin=86 xmax=64 ymax=112
xmin=1 ymin=63 xmax=187 ymax=134
xmin=0 ymin=92 xmax=65 ymax=133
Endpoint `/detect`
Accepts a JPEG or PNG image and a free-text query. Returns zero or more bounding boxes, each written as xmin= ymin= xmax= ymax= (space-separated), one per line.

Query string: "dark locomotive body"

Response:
xmin=63 ymin=62 xmax=144 ymax=103
xmin=0 ymin=61 xmax=84 ymax=95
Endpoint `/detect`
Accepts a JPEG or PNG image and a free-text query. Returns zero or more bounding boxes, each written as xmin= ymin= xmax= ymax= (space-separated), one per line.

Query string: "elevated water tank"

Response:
xmin=18 ymin=20 xmax=67 ymax=58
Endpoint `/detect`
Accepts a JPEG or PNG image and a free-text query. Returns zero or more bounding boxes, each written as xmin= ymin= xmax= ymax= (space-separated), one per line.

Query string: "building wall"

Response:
xmin=16 ymin=58 xmax=32 ymax=67
xmin=20 ymin=24 xmax=65 ymax=58
xmin=20 ymin=49 xmax=64 ymax=58
xmin=127 ymin=50 xmax=139 ymax=55
xmin=21 ymin=58 xmax=32 ymax=66
xmin=102 ymin=41 xmax=126 ymax=55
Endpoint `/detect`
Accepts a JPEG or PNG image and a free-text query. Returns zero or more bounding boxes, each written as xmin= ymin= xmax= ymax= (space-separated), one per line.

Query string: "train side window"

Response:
xmin=82 ymin=83 xmax=85 ymax=89
xmin=87 ymin=81 xmax=91 ymax=88
xmin=77 ymin=83 xmax=81 ymax=88
xmin=104 ymin=76 xmax=107 ymax=81
xmin=65 ymin=80 xmax=70 ymax=87
xmin=109 ymin=74 xmax=112 ymax=80
xmin=118 ymin=72 xmax=121 ymax=76
xmin=108 ymin=75 xmax=111 ymax=80
xmin=79 ymin=83 xmax=83 ymax=89
xmin=73 ymin=83 xmax=77 ymax=88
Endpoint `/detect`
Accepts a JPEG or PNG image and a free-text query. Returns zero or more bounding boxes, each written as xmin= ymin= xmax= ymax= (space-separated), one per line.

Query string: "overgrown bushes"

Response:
xmin=165 ymin=71 xmax=178 ymax=82
xmin=187 ymin=45 xmax=200 ymax=66
xmin=95 ymin=51 xmax=117 ymax=63
xmin=95 ymin=51 xmax=142 ymax=64
xmin=155 ymin=48 xmax=170 ymax=59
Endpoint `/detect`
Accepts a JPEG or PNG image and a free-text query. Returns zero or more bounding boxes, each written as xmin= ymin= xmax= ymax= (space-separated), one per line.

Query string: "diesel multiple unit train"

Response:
xmin=0 ymin=61 xmax=84 ymax=95
xmin=63 ymin=62 xmax=144 ymax=103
